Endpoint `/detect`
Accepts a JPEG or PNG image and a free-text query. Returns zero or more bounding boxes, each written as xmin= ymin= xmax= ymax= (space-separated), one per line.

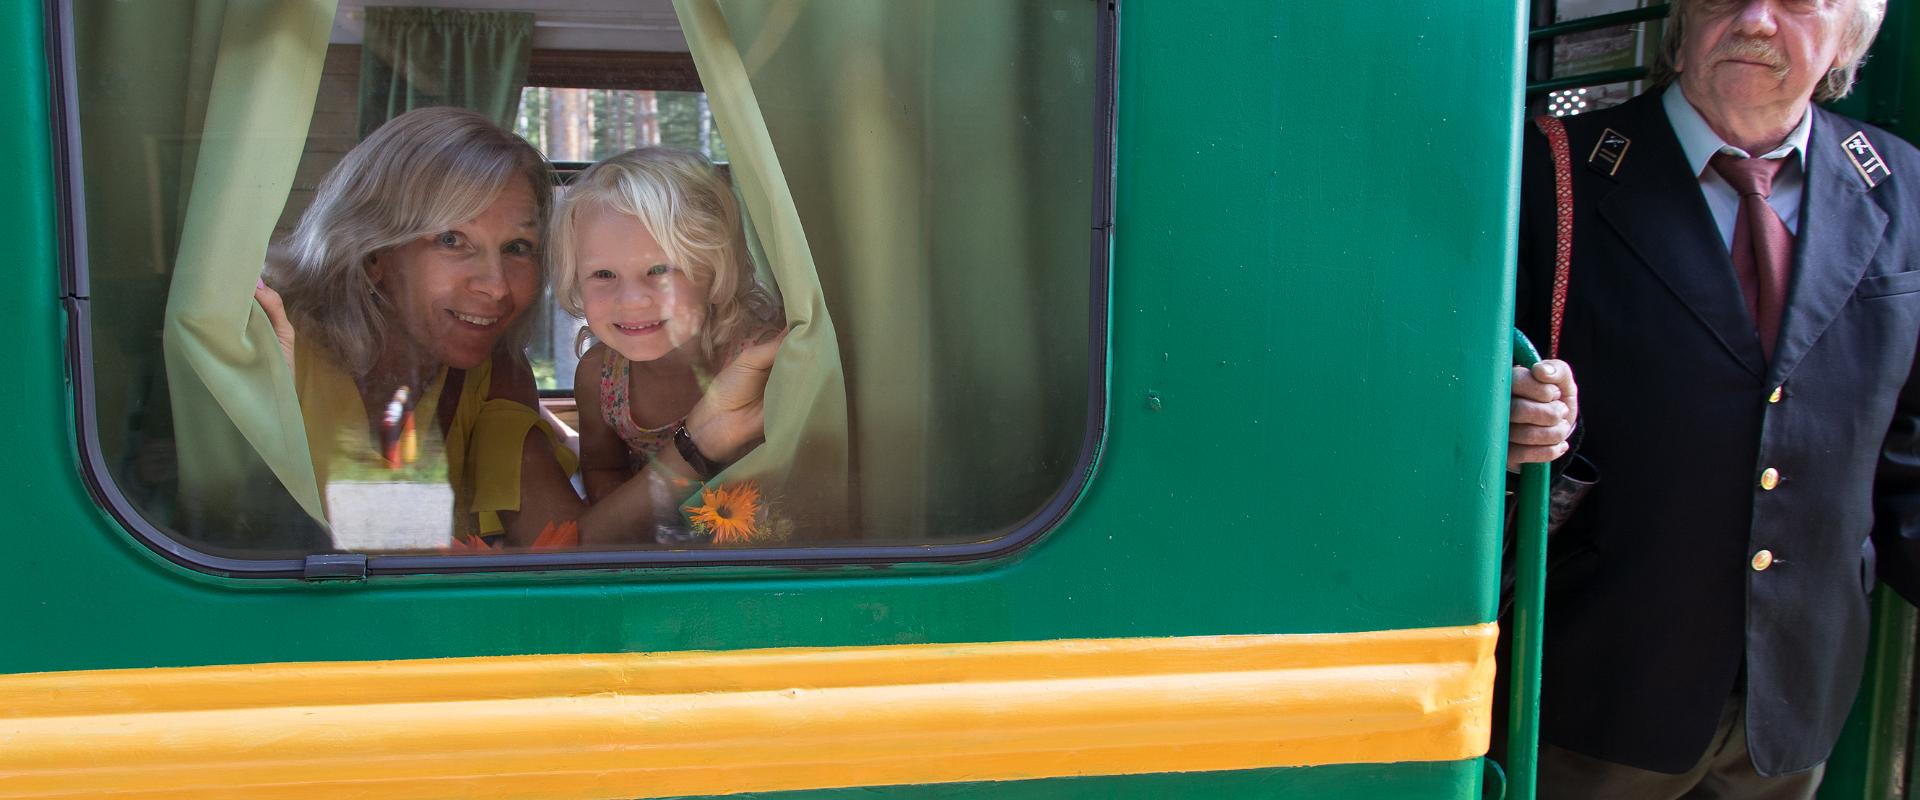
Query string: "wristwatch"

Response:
xmin=672 ymin=424 xmax=724 ymax=480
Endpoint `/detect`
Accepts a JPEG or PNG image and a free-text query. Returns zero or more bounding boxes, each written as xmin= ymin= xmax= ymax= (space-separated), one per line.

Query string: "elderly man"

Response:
xmin=1506 ymin=0 xmax=1920 ymax=795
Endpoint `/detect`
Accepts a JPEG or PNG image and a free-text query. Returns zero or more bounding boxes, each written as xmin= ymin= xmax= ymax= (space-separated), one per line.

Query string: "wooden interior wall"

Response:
xmin=276 ymin=45 xmax=360 ymax=239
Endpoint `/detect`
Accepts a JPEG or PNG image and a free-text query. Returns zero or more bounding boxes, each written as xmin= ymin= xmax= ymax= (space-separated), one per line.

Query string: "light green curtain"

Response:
xmin=675 ymin=0 xmax=852 ymax=539
xmin=701 ymin=1 xmax=1095 ymax=540
xmin=72 ymin=2 xmax=223 ymax=530
xmin=358 ymin=8 xmax=532 ymax=139
xmin=78 ymin=0 xmax=335 ymax=553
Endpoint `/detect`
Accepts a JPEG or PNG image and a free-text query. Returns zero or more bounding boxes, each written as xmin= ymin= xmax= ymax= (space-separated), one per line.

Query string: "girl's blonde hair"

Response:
xmin=549 ymin=147 xmax=779 ymax=366
xmin=265 ymin=107 xmax=553 ymax=375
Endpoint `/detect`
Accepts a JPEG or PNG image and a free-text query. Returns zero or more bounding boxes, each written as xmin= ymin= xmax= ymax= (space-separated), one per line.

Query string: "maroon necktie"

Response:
xmin=1709 ymin=153 xmax=1794 ymax=361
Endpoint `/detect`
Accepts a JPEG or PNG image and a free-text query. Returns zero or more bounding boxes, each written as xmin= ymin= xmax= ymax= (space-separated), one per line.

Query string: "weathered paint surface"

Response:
xmin=0 ymin=0 xmax=1528 ymax=796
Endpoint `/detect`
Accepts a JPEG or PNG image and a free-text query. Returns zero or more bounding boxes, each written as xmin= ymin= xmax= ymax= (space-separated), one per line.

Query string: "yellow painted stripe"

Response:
xmin=0 ymin=623 xmax=1496 ymax=800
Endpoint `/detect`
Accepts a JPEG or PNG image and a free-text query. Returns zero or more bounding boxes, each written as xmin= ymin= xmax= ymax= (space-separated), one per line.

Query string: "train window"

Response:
xmin=62 ymin=0 xmax=1110 ymax=575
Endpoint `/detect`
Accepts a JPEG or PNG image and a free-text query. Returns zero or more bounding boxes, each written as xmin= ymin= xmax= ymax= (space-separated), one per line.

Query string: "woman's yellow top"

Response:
xmin=294 ymin=338 xmax=576 ymax=543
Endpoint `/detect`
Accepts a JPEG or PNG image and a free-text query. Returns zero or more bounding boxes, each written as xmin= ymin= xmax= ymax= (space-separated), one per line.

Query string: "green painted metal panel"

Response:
xmin=2 ymin=0 xmax=1527 ymax=793
xmin=1825 ymin=0 xmax=1914 ymax=132
xmin=1818 ymin=4 xmax=1920 ymax=795
xmin=5 ymin=0 xmax=1527 ymax=668
xmin=1821 ymin=591 xmax=1917 ymax=800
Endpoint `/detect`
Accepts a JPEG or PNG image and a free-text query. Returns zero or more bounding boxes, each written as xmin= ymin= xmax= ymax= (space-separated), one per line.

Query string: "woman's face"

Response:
xmin=372 ymin=180 xmax=541 ymax=371
xmin=575 ymin=203 xmax=709 ymax=364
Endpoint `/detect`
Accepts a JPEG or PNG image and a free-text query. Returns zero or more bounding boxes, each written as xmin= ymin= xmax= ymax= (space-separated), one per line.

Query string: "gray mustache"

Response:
xmin=1711 ymin=37 xmax=1790 ymax=73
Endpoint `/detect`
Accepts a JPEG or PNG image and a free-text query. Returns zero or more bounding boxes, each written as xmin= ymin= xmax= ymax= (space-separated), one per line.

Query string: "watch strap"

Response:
xmin=673 ymin=424 xmax=723 ymax=480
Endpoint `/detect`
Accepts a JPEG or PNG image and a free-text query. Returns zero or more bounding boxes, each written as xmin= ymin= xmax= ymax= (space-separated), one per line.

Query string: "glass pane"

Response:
xmin=1552 ymin=0 xmax=1649 ymax=22
xmin=1551 ymin=23 xmax=1651 ymax=81
xmin=70 ymin=0 xmax=1099 ymax=564
xmin=1536 ymin=0 xmax=1664 ymax=115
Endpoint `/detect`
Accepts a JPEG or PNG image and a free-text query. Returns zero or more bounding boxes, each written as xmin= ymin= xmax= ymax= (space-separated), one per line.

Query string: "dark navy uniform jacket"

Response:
xmin=1515 ymin=90 xmax=1920 ymax=776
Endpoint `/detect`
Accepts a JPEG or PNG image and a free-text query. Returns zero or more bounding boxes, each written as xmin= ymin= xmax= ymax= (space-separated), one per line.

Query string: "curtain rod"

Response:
xmin=535 ymin=21 xmax=680 ymax=32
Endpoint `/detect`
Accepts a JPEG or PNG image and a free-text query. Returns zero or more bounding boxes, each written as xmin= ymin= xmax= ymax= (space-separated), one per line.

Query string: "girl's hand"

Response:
xmin=255 ymin=280 xmax=297 ymax=373
xmin=685 ymin=330 xmax=787 ymax=464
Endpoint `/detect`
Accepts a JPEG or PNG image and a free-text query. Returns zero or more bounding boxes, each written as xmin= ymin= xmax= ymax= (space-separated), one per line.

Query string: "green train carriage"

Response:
xmin=0 ymin=0 xmax=1914 ymax=798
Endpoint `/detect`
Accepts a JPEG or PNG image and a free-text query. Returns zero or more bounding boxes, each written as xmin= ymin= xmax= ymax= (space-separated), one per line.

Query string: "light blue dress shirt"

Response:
xmin=1661 ymin=85 xmax=1811 ymax=250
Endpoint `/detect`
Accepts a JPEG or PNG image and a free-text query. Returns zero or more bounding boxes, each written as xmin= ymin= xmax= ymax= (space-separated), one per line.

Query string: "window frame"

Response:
xmin=526 ymin=49 xmax=703 ymax=93
xmin=54 ymin=0 xmax=1120 ymax=580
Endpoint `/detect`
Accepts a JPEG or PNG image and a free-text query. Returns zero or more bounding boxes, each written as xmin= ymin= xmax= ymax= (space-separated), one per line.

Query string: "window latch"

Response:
xmin=301 ymin=554 xmax=368 ymax=582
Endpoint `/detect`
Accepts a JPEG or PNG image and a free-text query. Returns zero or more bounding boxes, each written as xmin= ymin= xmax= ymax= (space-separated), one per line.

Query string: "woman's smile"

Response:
xmin=449 ymin=309 xmax=503 ymax=328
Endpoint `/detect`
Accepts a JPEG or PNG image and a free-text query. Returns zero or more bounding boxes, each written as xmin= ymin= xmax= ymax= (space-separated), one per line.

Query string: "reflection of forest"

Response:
xmin=516 ymin=88 xmax=727 ymax=163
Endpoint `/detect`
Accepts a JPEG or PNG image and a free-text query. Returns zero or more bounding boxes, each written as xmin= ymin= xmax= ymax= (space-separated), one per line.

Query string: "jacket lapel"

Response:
xmin=1766 ymin=108 xmax=1889 ymax=385
xmin=1597 ymin=95 xmax=1768 ymax=378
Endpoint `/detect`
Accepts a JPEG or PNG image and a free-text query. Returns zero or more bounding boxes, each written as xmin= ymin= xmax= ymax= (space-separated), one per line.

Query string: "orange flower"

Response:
xmin=443 ymin=534 xmax=497 ymax=553
xmin=441 ymin=520 xmax=579 ymax=553
xmin=688 ymin=481 xmax=762 ymax=545
xmin=531 ymin=520 xmax=580 ymax=549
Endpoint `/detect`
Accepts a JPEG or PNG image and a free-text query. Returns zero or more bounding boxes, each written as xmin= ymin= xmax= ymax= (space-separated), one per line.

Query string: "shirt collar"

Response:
xmin=1661 ymin=84 xmax=1812 ymax=174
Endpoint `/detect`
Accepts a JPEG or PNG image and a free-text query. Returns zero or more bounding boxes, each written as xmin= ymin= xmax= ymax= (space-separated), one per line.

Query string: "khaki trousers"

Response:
xmin=1537 ymin=694 xmax=1823 ymax=800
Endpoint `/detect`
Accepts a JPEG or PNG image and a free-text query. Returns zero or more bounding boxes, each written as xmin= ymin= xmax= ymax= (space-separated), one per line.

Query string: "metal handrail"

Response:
xmin=1505 ymin=329 xmax=1553 ymax=800
xmin=1526 ymin=66 xmax=1651 ymax=97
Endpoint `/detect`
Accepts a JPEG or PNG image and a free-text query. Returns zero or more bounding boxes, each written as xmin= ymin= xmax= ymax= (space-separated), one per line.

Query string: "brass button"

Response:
xmin=1768 ymin=386 xmax=1783 ymax=404
xmin=1752 ymin=549 xmax=1774 ymax=571
xmin=1760 ymin=468 xmax=1780 ymax=490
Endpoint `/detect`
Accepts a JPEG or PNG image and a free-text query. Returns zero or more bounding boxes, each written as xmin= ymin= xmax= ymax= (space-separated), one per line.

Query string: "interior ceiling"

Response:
xmin=332 ymin=0 xmax=689 ymax=52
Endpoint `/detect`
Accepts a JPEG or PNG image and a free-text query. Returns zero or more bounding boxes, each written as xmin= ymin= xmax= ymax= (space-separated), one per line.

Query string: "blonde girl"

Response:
xmin=550 ymin=148 xmax=783 ymax=507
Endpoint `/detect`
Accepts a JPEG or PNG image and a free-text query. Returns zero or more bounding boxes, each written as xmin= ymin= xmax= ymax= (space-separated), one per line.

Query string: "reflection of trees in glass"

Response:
xmin=515 ymin=88 xmax=727 ymax=163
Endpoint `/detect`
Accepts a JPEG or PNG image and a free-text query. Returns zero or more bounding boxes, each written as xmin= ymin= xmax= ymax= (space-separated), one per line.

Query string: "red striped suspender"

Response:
xmin=1533 ymin=114 xmax=1573 ymax=360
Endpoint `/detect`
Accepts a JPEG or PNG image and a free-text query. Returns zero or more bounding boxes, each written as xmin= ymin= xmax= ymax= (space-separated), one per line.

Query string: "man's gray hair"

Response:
xmin=265 ymin=107 xmax=552 ymax=376
xmin=1646 ymin=0 xmax=1887 ymax=102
